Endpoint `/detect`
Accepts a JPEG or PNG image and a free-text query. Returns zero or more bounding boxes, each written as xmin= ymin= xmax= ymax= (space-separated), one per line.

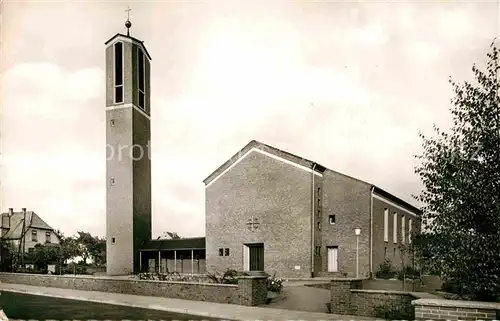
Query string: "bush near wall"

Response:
xmin=375 ymin=259 xmax=397 ymax=279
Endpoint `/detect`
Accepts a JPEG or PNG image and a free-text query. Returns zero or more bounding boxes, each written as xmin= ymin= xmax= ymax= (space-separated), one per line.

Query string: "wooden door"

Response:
xmin=249 ymin=244 xmax=264 ymax=271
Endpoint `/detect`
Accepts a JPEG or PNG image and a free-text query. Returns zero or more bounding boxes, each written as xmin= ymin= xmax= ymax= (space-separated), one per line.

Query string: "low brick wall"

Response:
xmin=351 ymin=289 xmax=416 ymax=318
xmin=304 ymin=283 xmax=331 ymax=290
xmin=0 ymin=273 xmax=267 ymax=306
xmin=413 ymin=298 xmax=500 ymax=321
xmin=362 ymin=278 xmax=421 ymax=292
xmin=330 ymin=278 xmax=416 ymax=318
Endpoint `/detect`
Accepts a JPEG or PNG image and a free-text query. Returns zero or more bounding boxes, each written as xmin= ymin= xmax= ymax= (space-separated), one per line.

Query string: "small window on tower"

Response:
xmin=110 ymin=119 xmax=115 ymax=127
xmin=317 ymin=221 xmax=321 ymax=230
xmin=329 ymin=215 xmax=336 ymax=224
xmin=224 ymin=248 xmax=230 ymax=256
xmin=138 ymin=47 xmax=145 ymax=110
xmin=218 ymin=248 xmax=223 ymax=256
xmin=112 ymin=237 xmax=115 ymax=244
xmin=114 ymin=42 xmax=124 ymax=104
xmin=110 ymin=178 xmax=115 ymax=186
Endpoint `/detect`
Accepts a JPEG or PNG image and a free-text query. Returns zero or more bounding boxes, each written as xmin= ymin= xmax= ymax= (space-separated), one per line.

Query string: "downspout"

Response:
xmin=311 ymin=163 xmax=317 ymax=278
xmin=369 ymin=186 xmax=375 ymax=278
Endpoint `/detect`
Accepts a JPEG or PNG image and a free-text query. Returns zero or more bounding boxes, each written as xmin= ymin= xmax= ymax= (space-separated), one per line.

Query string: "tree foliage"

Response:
xmin=25 ymin=244 xmax=59 ymax=270
xmin=76 ymin=231 xmax=106 ymax=266
xmin=414 ymin=41 xmax=500 ymax=301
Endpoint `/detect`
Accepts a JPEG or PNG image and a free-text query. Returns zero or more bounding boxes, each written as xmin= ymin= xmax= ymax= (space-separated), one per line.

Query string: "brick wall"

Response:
xmin=330 ymin=278 xmax=416 ymax=318
xmin=330 ymin=278 xmax=363 ymax=315
xmin=413 ymin=298 xmax=500 ymax=321
xmin=362 ymin=278 xmax=422 ymax=292
xmin=351 ymin=289 xmax=415 ymax=318
xmin=205 ymin=148 xmax=314 ymax=278
xmin=0 ymin=273 xmax=267 ymax=306
xmin=238 ymin=276 xmax=268 ymax=306
xmin=371 ymin=195 xmax=421 ymax=275
xmin=320 ymin=171 xmax=371 ymax=278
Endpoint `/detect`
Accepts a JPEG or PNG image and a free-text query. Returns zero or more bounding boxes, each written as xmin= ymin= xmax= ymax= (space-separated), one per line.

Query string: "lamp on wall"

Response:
xmin=354 ymin=228 xmax=361 ymax=278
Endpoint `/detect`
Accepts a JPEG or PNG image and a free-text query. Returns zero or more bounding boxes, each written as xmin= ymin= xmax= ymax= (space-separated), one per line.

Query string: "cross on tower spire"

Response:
xmin=125 ymin=6 xmax=132 ymax=36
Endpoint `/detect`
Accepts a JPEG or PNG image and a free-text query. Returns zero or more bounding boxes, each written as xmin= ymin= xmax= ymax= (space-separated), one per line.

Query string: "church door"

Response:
xmin=327 ymin=246 xmax=338 ymax=272
xmin=248 ymin=244 xmax=264 ymax=271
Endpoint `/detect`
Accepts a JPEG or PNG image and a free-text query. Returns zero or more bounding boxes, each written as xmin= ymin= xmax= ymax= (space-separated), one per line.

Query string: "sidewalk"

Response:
xmin=0 ymin=283 xmax=379 ymax=321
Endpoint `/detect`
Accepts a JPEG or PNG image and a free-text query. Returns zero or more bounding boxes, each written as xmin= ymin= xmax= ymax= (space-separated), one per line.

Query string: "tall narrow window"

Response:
xmin=138 ymin=48 xmax=145 ymax=109
xmin=401 ymin=216 xmax=406 ymax=244
xmin=393 ymin=212 xmax=398 ymax=244
xmin=114 ymin=42 xmax=124 ymax=103
xmin=408 ymin=218 xmax=412 ymax=243
xmin=383 ymin=209 xmax=389 ymax=242
xmin=32 ymin=230 xmax=37 ymax=242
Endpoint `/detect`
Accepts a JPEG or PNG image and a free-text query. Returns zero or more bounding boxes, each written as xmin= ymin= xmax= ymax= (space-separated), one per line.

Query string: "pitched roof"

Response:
xmin=104 ymin=33 xmax=152 ymax=60
xmin=0 ymin=211 xmax=55 ymax=240
xmin=140 ymin=237 xmax=205 ymax=251
xmin=203 ymin=140 xmax=421 ymax=215
xmin=203 ymin=140 xmax=327 ymax=185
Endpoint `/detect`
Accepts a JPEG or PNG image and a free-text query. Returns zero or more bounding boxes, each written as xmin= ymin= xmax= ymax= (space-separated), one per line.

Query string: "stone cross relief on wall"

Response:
xmin=246 ymin=216 xmax=260 ymax=232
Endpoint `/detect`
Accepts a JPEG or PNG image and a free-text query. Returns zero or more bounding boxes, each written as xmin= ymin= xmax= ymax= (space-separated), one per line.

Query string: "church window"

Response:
xmin=329 ymin=215 xmax=335 ymax=224
xmin=317 ymin=221 xmax=321 ymax=230
xmin=110 ymin=119 xmax=115 ymax=127
xmin=112 ymin=237 xmax=115 ymax=244
xmin=218 ymin=248 xmax=223 ymax=256
xmin=138 ymin=47 xmax=145 ymax=109
xmin=224 ymin=248 xmax=229 ymax=256
xmin=114 ymin=42 xmax=124 ymax=104
xmin=110 ymin=178 xmax=115 ymax=186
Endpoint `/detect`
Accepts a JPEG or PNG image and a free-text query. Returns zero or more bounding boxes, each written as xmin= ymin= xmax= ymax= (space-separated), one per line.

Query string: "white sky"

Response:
xmin=1 ymin=1 xmax=498 ymax=238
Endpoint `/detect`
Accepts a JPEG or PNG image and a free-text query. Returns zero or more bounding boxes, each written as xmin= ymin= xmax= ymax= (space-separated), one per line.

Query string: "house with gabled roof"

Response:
xmin=0 ymin=208 xmax=61 ymax=259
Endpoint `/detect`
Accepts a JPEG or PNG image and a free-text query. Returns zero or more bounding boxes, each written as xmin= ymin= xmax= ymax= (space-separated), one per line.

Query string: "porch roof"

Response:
xmin=140 ymin=237 xmax=206 ymax=251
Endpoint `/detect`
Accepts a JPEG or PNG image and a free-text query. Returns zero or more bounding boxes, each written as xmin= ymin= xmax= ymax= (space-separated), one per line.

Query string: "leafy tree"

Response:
xmin=160 ymin=231 xmax=181 ymax=239
xmin=91 ymin=237 xmax=106 ymax=266
xmin=53 ymin=229 xmax=82 ymax=264
xmin=25 ymin=244 xmax=59 ymax=270
xmin=414 ymin=41 xmax=500 ymax=301
xmin=76 ymin=232 xmax=106 ymax=266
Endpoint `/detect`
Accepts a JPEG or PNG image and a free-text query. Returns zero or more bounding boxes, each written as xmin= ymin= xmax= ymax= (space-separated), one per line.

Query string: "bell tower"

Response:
xmin=105 ymin=14 xmax=152 ymax=275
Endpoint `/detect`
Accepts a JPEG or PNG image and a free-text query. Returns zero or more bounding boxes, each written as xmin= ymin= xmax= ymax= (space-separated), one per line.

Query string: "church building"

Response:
xmin=203 ymin=140 xmax=421 ymax=278
xmin=104 ymin=19 xmax=421 ymax=278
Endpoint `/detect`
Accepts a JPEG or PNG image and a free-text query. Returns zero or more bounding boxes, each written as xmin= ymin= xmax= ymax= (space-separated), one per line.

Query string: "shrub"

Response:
xmin=375 ymin=259 xmax=396 ymax=279
xmin=373 ymin=303 xmax=414 ymax=320
xmin=206 ymin=269 xmax=248 ymax=284
xmin=397 ymin=265 xmax=420 ymax=280
xmin=266 ymin=272 xmax=283 ymax=293
xmin=61 ymin=264 xmax=88 ymax=275
xmin=136 ymin=271 xmax=198 ymax=282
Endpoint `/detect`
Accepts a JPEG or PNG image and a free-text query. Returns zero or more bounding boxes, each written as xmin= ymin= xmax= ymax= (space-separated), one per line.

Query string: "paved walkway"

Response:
xmin=0 ymin=283 xmax=379 ymax=321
